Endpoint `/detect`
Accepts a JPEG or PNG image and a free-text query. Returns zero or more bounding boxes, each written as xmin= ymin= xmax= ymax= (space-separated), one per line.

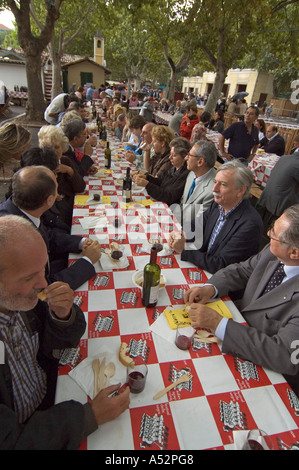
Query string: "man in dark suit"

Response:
xmin=0 ymin=166 xmax=101 ymax=291
xmin=258 ymin=151 xmax=299 ymax=217
xmin=184 ymin=204 xmax=299 ymax=394
xmin=169 ymin=160 xmax=263 ymax=273
xmin=259 ymin=124 xmax=285 ymax=156
xmin=61 ymin=118 xmax=97 ymax=177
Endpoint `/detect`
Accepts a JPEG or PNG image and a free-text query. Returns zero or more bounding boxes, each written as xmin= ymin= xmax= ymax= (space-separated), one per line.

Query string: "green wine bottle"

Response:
xmin=142 ymin=246 xmax=161 ymax=307
xmin=123 ymin=167 xmax=132 ymax=202
xmin=105 ymin=141 xmax=111 ymax=168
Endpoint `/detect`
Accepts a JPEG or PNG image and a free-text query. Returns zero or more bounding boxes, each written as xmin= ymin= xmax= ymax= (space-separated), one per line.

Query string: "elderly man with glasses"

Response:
xmin=184 ymin=204 xmax=299 ymax=396
xmin=180 ymin=140 xmax=217 ymax=217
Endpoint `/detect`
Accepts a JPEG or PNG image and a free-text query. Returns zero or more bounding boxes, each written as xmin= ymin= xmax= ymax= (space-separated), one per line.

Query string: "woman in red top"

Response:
xmin=180 ymin=105 xmax=199 ymax=140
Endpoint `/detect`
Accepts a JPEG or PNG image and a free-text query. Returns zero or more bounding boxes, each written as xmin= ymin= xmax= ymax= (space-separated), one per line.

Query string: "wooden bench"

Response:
xmin=277 ymin=127 xmax=298 ymax=155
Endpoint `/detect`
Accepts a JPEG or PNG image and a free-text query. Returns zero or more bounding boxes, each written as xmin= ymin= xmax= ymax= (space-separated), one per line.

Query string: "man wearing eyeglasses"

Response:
xmin=184 ymin=204 xmax=299 ymax=395
xmin=180 ymin=140 xmax=217 ymax=216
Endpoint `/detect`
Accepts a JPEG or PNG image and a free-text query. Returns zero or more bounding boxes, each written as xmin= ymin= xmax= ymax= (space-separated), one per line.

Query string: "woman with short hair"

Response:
xmin=133 ymin=137 xmax=191 ymax=206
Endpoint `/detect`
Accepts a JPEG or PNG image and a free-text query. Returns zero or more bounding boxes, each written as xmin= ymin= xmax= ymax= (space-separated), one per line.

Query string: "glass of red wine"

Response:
xmin=175 ymin=323 xmax=195 ymax=350
xmin=126 ymin=363 xmax=148 ymax=393
xmin=242 ymin=429 xmax=274 ymax=450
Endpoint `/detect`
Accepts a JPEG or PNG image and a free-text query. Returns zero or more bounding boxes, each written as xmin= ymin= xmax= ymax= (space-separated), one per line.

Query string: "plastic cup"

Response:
xmin=126 ymin=363 xmax=148 ymax=393
xmin=175 ymin=323 xmax=195 ymax=350
xmin=242 ymin=429 xmax=274 ymax=450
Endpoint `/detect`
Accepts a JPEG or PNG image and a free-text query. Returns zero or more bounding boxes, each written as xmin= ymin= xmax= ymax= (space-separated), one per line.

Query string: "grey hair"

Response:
xmin=279 ymin=204 xmax=299 ymax=249
xmin=170 ymin=137 xmax=192 ymax=159
xmin=62 ymin=118 xmax=86 ymax=141
xmin=192 ymin=140 xmax=217 ymax=169
xmin=217 ymin=159 xmax=254 ymax=199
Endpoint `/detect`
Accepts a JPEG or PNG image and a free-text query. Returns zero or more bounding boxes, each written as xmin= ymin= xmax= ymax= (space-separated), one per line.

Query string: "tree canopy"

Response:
xmin=1 ymin=0 xmax=298 ymax=118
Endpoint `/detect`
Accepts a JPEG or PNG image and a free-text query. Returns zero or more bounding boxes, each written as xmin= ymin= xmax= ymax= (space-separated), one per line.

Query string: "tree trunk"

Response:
xmin=51 ymin=52 xmax=63 ymax=99
xmin=204 ymin=63 xmax=227 ymax=114
xmin=24 ymin=52 xmax=47 ymax=121
xmin=165 ymin=68 xmax=177 ymax=101
xmin=6 ymin=0 xmax=63 ymax=121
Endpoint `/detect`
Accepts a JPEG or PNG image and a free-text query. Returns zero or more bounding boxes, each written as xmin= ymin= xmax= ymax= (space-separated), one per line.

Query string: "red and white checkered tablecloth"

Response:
xmin=154 ymin=111 xmax=171 ymax=125
xmin=8 ymin=90 xmax=28 ymax=99
xmin=249 ymin=153 xmax=280 ymax=188
xmin=55 ymin=133 xmax=299 ymax=451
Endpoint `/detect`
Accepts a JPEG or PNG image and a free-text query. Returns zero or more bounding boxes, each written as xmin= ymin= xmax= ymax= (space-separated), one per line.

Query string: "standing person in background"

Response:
xmin=44 ymin=93 xmax=70 ymax=125
xmin=180 ymin=105 xmax=199 ymax=140
xmin=219 ymin=106 xmax=259 ymax=164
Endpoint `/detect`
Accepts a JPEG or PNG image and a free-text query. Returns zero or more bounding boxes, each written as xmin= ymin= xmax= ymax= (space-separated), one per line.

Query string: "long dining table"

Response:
xmin=54 ymin=129 xmax=299 ymax=451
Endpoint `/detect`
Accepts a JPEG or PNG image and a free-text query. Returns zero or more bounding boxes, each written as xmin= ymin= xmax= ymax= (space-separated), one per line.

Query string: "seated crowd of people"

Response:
xmin=0 ymin=85 xmax=298 ymax=449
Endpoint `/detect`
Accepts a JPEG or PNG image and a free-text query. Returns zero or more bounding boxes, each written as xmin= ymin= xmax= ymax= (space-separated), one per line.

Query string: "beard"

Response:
xmin=0 ymin=288 xmax=39 ymax=314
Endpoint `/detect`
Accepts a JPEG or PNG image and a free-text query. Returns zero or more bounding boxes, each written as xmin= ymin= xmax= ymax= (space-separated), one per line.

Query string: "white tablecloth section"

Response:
xmin=55 ymin=132 xmax=299 ymax=451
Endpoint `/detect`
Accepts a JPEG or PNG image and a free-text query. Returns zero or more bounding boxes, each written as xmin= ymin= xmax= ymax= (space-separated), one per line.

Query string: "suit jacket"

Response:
xmin=181 ymin=168 xmax=216 ymax=217
xmin=146 ymin=164 xmax=189 ymax=207
xmin=209 ymin=245 xmax=299 ymax=378
xmin=181 ymin=199 xmax=263 ymax=273
xmin=63 ymin=146 xmax=94 ymax=177
xmin=258 ymin=154 xmax=299 ymax=217
xmin=260 ymin=133 xmax=285 ymax=156
xmin=0 ymin=198 xmax=95 ymax=291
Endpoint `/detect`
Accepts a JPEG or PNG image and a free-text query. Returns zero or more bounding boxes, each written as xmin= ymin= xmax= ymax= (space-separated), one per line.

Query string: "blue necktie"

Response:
xmin=186 ymin=178 xmax=196 ymax=201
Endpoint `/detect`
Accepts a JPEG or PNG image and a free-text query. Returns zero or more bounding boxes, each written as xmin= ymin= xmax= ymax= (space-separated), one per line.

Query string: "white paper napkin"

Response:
xmin=68 ymin=354 xmax=123 ymax=399
xmin=99 ymin=252 xmax=130 ymax=270
xmin=79 ymin=216 xmax=108 ymax=229
xmin=139 ymin=240 xmax=173 ymax=257
xmin=149 ymin=308 xmax=176 ymax=344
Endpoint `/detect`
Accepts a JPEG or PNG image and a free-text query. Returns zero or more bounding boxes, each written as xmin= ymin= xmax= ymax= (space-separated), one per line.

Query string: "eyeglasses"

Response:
xmin=267 ymin=226 xmax=281 ymax=243
xmin=186 ymin=152 xmax=198 ymax=158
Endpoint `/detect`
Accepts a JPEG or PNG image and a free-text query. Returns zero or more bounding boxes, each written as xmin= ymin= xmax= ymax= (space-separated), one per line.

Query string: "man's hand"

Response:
xmin=88 ymin=165 xmax=98 ymax=175
xmin=188 ymin=303 xmax=223 ymax=331
xmin=44 ymin=282 xmax=74 ymax=320
xmin=133 ymin=174 xmax=148 ymax=187
xmin=56 ymin=163 xmax=74 ymax=177
xmin=87 ymin=134 xmax=97 ymax=147
xmin=91 ymin=385 xmax=130 ymax=425
xmin=184 ymin=285 xmax=216 ymax=305
xmin=125 ymin=151 xmax=136 ymax=163
xmin=221 ymin=152 xmax=233 ymax=160
xmin=82 ymin=240 xmax=101 ymax=264
xmin=168 ymin=230 xmax=185 ymax=253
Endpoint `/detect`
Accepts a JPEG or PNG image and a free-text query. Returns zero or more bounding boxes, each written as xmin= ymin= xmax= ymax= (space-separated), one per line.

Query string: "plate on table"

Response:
xmin=132 ymin=270 xmax=166 ymax=289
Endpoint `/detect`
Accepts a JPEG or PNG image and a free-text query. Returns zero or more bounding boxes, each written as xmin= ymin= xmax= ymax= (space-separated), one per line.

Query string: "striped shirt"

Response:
xmin=0 ymin=311 xmax=47 ymax=423
xmin=207 ymin=202 xmax=242 ymax=252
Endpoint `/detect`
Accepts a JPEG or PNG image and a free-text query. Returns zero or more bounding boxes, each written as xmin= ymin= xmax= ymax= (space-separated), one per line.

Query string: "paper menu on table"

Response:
xmin=120 ymin=199 xmax=156 ymax=209
xmin=164 ymin=300 xmax=232 ymax=329
xmin=74 ymin=195 xmax=111 ymax=206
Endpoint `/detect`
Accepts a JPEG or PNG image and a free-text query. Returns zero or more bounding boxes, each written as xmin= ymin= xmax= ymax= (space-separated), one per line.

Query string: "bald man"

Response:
xmin=0 ymin=166 xmax=101 ymax=290
xmin=0 ymin=215 xmax=129 ymax=449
